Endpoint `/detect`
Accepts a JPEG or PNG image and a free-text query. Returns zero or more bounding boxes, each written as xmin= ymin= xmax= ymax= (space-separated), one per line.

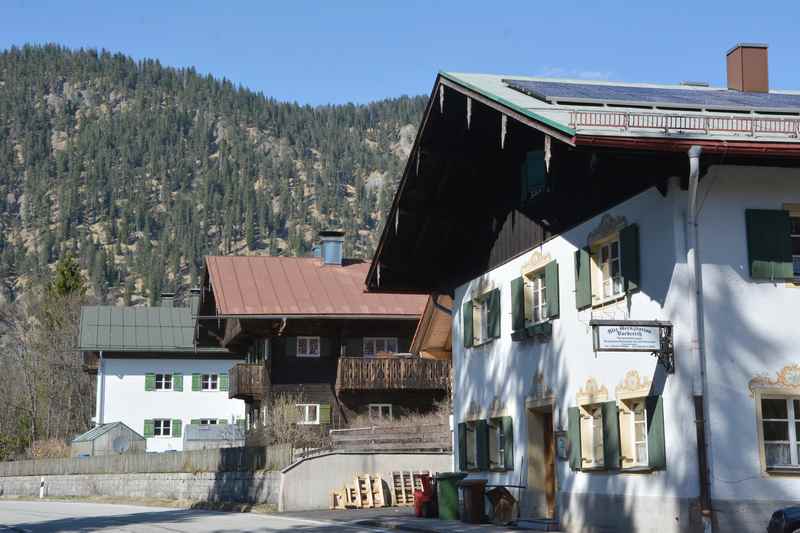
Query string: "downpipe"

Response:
xmin=687 ymin=146 xmax=713 ymax=532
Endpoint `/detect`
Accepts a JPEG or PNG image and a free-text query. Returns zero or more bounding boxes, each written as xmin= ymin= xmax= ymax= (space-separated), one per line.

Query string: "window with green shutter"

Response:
xmin=219 ymin=373 xmax=229 ymax=392
xmin=488 ymin=417 xmax=514 ymax=471
xmin=646 ymin=395 xmax=667 ymax=470
xmin=145 ymin=373 xmax=155 ymax=392
xmin=575 ymin=248 xmax=592 ymax=310
xmin=143 ymin=419 xmax=154 ymax=438
xmin=173 ymin=374 xmax=183 ymax=392
xmin=520 ymin=150 xmax=547 ymax=203
xmin=567 ymin=407 xmax=581 ymax=470
xmin=319 ymin=403 xmax=332 ymax=425
xmin=620 ymin=224 xmax=640 ymax=292
xmin=511 ymin=277 xmax=525 ymax=335
xmin=487 ymin=288 xmax=501 ymax=340
xmin=476 ymin=419 xmax=489 ymax=471
xmin=172 ymin=419 xmax=182 ymax=439
xmin=544 ymin=260 xmax=560 ymax=318
xmin=602 ymin=401 xmax=621 ymax=470
xmin=457 ymin=423 xmax=467 ymax=471
xmin=462 ymin=300 xmax=474 ymax=348
xmin=191 ymin=373 xmax=201 ymax=392
xmin=745 ymin=209 xmax=794 ymax=281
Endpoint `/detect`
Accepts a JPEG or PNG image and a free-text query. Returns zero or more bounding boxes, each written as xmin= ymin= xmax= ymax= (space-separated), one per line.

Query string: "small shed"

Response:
xmin=183 ymin=423 xmax=245 ymax=451
xmin=71 ymin=422 xmax=146 ymax=457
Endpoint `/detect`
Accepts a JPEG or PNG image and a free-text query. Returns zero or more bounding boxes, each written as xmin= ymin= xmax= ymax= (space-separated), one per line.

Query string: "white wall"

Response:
xmin=450 ymin=165 xmax=800 ymax=530
xmin=100 ymin=357 xmax=246 ymax=452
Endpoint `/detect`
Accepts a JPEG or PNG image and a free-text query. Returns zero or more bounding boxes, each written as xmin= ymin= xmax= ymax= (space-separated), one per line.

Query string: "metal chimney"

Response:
xmin=726 ymin=43 xmax=768 ymax=93
xmin=160 ymin=292 xmax=175 ymax=308
xmin=318 ymin=230 xmax=345 ymax=266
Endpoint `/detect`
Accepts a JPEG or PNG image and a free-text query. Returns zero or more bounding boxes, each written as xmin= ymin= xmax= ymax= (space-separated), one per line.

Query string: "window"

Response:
xmin=297 ymin=403 xmax=320 ymax=425
xmin=463 ymin=289 xmax=500 ymax=348
xmin=368 ymin=404 xmax=392 ymax=421
xmin=154 ymin=419 xmax=171 ymax=437
xmin=488 ymin=419 xmax=506 ymax=470
xmin=581 ymin=406 xmax=605 ymax=468
xmin=249 ymin=339 xmax=269 ymax=364
xmin=473 ymin=298 xmax=490 ymax=345
xmin=791 ymin=217 xmax=800 ymax=278
xmin=363 ymin=338 xmax=398 ymax=357
xmin=761 ymin=397 xmax=800 ymax=468
xmin=524 ymin=271 xmax=547 ymax=324
xmin=619 ymin=399 xmax=649 ymax=468
xmin=155 ymin=374 xmax=172 ymax=391
xmin=297 ymin=336 xmax=321 ymax=358
xmin=201 ymin=374 xmax=219 ymax=391
xmin=199 ymin=419 xmax=219 ymax=427
xmin=465 ymin=422 xmax=478 ymax=470
xmin=598 ymin=239 xmax=623 ymax=300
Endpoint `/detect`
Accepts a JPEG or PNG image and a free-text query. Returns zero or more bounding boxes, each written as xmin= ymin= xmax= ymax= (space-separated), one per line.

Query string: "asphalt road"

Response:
xmin=0 ymin=501 xmax=394 ymax=532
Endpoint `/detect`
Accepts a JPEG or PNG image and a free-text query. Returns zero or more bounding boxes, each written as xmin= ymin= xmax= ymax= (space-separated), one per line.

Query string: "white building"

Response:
xmin=366 ymin=45 xmax=800 ymax=531
xmin=80 ymin=292 xmax=245 ymax=452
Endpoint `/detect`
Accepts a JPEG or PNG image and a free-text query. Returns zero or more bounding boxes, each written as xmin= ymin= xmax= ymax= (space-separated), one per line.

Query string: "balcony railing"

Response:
xmin=229 ymin=363 xmax=267 ymax=401
xmin=336 ymin=356 xmax=451 ymax=392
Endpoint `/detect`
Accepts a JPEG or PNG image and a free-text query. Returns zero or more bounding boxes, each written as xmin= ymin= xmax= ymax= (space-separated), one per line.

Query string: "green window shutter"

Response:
xmin=457 ymin=423 xmax=467 ymax=471
xmin=620 ymin=224 xmax=641 ymax=292
xmin=511 ymin=277 xmax=525 ymax=333
xmin=544 ymin=260 xmax=560 ymax=318
xmin=646 ymin=395 xmax=667 ymax=470
xmin=145 ymin=373 xmax=155 ymax=392
xmin=602 ymin=401 xmax=621 ymax=470
xmin=319 ymin=403 xmax=332 ymax=425
xmin=488 ymin=288 xmax=501 ymax=339
xmin=745 ymin=209 xmax=793 ymax=280
xmin=217 ymin=419 xmax=228 ymax=425
xmin=172 ymin=419 xmax=182 ymax=439
xmin=575 ymin=248 xmax=592 ymax=310
xmin=143 ymin=419 xmax=154 ymax=438
xmin=502 ymin=416 xmax=514 ymax=471
xmin=236 ymin=418 xmax=246 ymax=430
xmin=462 ymin=300 xmax=474 ymax=348
xmin=219 ymin=373 xmax=229 ymax=392
xmin=191 ymin=373 xmax=201 ymax=391
xmin=476 ymin=419 xmax=489 ymax=471
xmin=521 ymin=150 xmax=547 ymax=203
xmin=173 ymin=374 xmax=183 ymax=392
xmin=567 ymin=407 xmax=582 ymax=471
xmin=190 ymin=419 xmax=201 ymax=425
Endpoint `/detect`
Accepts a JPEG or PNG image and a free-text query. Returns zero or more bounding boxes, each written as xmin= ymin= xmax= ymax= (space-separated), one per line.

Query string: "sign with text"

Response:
xmin=593 ymin=324 xmax=662 ymax=352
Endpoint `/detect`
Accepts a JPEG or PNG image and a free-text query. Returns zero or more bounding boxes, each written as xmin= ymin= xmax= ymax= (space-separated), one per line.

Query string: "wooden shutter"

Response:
xmin=511 ymin=277 xmax=525 ymax=333
xmin=602 ymin=401 xmax=621 ymax=470
xmin=488 ymin=288 xmax=501 ymax=339
xmin=145 ymin=373 xmax=155 ymax=392
xmin=319 ymin=403 xmax=332 ymax=425
xmin=575 ymin=248 xmax=592 ymax=310
xmin=476 ymin=419 xmax=489 ymax=471
xmin=502 ymin=416 xmax=514 ymax=471
xmin=217 ymin=419 xmax=228 ymax=425
xmin=172 ymin=419 xmax=182 ymax=439
xmin=143 ymin=419 xmax=154 ymax=438
xmin=646 ymin=395 xmax=667 ymax=470
xmin=173 ymin=374 xmax=183 ymax=392
xmin=521 ymin=150 xmax=547 ymax=202
xmin=745 ymin=209 xmax=794 ymax=280
xmin=545 ymin=260 xmax=559 ymax=318
xmin=457 ymin=423 xmax=467 ymax=471
xmin=567 ymin=407 xmax=582 ymax=470
xmin=190 ymin=419 xmax=201 ymax=425
xmin=619 ymin=407 xmax=635 ymax=469
xmin=219 ymin=373 xmax=229 ymax=391
xmin=191 ymin=373 xmax=201 ymax=391
xmin=462 ymin=300 xmax=474 ymax=348
xmin=620 ymin=224 xmax=641 ymax=292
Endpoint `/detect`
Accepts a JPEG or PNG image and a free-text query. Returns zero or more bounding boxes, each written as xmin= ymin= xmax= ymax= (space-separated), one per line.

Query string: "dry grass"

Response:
xmin=345 ymin=400 xmax=450 ymax=430
xmin=28 ymin=439 xmax=70 ymax=459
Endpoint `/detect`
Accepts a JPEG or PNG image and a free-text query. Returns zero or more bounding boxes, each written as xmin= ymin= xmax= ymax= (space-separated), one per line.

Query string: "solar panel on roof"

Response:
xmin=503 ymin=79 xmax=800 ymax=112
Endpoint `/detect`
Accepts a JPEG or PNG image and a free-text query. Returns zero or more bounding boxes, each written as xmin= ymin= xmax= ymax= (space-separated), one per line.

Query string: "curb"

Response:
xmin=355 ymin=519 xmax=440 ymax=533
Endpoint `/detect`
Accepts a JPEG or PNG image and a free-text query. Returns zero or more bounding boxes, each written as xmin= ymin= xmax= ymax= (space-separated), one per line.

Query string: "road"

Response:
xmin=0 ymin=501 xmax=393 ymax=532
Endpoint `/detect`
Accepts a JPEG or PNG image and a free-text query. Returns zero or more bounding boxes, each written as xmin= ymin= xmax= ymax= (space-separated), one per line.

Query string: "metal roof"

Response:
xmin=78 ymin=304 xmax=231 ymax=353
xmin=205 ymin=256 xmax=427 ymax=317
xmin=72 ymin=422 xmax=143 ymax=443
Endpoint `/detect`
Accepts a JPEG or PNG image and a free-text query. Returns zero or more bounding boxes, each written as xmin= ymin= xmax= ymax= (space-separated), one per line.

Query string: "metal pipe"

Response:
xmin=432 ymin=294 xmax=453 ymax=316
xmin=97 ymin=351 xmax=105 ymax=426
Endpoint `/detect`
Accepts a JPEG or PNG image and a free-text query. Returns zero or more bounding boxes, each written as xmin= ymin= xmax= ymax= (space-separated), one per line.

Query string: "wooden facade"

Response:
xmin=335 ymin=357 xmax=451 ymax=392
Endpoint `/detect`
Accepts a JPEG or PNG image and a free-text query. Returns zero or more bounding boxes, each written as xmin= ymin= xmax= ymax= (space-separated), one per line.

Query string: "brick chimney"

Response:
xmin=726 ymin=43 xmax=768 ymax=92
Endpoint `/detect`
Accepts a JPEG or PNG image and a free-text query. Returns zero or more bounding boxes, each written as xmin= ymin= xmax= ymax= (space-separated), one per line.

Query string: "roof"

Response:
xmin=205 ymin=256 xmax=427 ymax=317
xmin=409 ymin=295 xmax=452 ymax=359
xmin=72 ymin=422 xmax=143 ymax=443
xmin=78 ymin=304 xmax=232 ymax=353
xmin=441 ymin=72 xmax=800 ymax=144
xmin=184 ymin=424 xmax=245 ymax=442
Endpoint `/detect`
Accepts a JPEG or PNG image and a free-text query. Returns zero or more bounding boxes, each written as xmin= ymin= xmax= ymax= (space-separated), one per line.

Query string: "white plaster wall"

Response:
xmin=450 ymin=164 xmax=800 ymax=528
xmin=101 ymin=358 xmax=246 ymax=452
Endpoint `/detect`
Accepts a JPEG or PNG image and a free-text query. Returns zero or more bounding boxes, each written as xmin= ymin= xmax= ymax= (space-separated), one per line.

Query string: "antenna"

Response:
xmin=112 ymin=435 xmax=130 ymax=454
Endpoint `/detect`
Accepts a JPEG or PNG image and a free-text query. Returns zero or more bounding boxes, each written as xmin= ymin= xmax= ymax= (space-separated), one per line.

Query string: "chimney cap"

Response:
xmin=726 ymin=43 xmax=768 ymax=55
xmin=319 ymin=229 xmax=345 ymax=239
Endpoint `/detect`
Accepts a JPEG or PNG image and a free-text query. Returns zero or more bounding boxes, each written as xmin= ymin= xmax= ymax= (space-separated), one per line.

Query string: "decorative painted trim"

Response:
xmin=520 ymin=250 xmax=552 ymax=276
xmin=576 ymin=377 xmax=609 ymax=405
xmin=615 ymin=370 xmax=652 ymax=400
xmin=470 ymin=276 xmax=496 ymax=300
xmin=465 ymin=400 xmax=483 ymax=420
xmin=749 ymin=364 xmax=800 ymax=397
xmin=587 ymin=214 xmax=628 ymax=246
xmin=487 ymin=396 xmax=506 ymax=418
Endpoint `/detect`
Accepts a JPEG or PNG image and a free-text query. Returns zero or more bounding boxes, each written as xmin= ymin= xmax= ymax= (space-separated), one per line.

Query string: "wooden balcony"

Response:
xmin=229 ymin=363 xmax=267 ymax=401
xmin=336 ymin=356 xmax=451 ymax=392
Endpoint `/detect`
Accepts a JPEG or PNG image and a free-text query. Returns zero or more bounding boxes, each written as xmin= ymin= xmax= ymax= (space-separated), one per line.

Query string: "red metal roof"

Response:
xmin=205 ymin=256 xmax=427 ymax=317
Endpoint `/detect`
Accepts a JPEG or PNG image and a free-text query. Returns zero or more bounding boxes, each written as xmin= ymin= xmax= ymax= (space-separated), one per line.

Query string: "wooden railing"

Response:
xmin=229 ymin=363 xmax=267 ymax=401
xmin=335 ymin=356 xmax=451 ymax=392
xmin=330 ymin=423 xmax=452 ymax=452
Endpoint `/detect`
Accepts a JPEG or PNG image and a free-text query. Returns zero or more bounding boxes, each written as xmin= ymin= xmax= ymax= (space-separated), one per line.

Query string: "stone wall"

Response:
xmin=0 ymin=472 xmax=280 ymax=505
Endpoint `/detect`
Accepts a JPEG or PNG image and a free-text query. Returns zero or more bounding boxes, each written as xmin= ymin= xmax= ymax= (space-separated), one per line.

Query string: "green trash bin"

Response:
xmin=436 ymin=472 xmax=468 ymax=520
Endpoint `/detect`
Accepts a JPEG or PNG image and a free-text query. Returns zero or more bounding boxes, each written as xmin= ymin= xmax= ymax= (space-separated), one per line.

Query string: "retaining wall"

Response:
xmin=0 ymin=472 xmax=280 ymax=504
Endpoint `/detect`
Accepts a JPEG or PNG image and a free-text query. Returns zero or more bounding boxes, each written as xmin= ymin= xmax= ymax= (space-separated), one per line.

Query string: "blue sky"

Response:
xmin=3 ymin=0 xmax=800 ymax=105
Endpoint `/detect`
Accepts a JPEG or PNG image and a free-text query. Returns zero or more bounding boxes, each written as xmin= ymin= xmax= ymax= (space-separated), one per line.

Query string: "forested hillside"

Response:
xmin=0 ymin=44 xmax=425 ymax=304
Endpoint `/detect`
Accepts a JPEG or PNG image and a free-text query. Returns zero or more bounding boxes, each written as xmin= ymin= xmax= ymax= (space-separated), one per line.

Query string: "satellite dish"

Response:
xmin=112 ymin=436 xmax=131 ymax=454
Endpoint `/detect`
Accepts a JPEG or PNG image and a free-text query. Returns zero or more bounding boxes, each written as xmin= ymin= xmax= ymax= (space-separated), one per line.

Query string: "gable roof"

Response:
xmin=72 ymin=422 xmax=143 ymax=443
xmin=78 ymin=304 xmax=231 ymax=354
xmin=205 ymin=255 xmax=426 ymax=317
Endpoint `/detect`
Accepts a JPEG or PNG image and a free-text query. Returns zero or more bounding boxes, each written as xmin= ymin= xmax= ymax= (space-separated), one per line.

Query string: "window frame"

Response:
xmin=368 ymin=403 xmax=393 ymax=421
xmin=487 ymin=418 xmax=506 ymax=471
xmin=464 ymin=421 xmax=479 ymax=471
xmin=201 ymin=373 xmax=219 ymax=391
xmin=297 ymin=403 xmax=320 ymax=425
xmin=363 ymin=337 xmax=399 ymax=358
xmin=472 ymin=296 xmax=491 ymax=346
xmin=619 ymin=398 xmax=650 ymax=469
xmin=154 ymin=373 xmax=173 ymax=391
xmin=297 ymin=336 xmax=321 ymax=358
xmin=153 ymin=419 xmax=172 ymax=437
xmin=757 ymin=394 xmax=800 ymax=471
xmin=198 ymin=418 xmax=219 ymax=427
xmin=523 ymin=268 xmax=548 ymax=326
xmin=580 ymin=405 xmax=605 ymax=469
xmin=592 ymin=236 xmax=624 ymax=304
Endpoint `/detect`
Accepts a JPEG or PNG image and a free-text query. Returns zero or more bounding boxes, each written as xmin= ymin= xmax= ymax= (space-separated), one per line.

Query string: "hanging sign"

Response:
xmin=591 ymin=320 xmax=670 ymax=352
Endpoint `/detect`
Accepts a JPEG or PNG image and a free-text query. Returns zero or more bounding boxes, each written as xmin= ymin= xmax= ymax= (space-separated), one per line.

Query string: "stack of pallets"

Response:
xmin=390 ymin=470 xmax=431 ymax=506
xmin=329 ymin=474 xmax=387 ymax=510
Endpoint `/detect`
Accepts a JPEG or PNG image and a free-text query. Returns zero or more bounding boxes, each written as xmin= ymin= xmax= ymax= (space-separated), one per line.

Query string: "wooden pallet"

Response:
xmin=330 ymin=473 xmax=386 ymax=510
xmin=391 ymin=470 xmax=430 ymax=506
